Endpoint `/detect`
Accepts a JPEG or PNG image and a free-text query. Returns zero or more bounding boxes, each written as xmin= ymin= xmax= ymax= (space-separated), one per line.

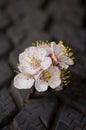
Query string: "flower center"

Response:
xmin=30 ymin=57 xmax=41 ymax=69
xmin=25 ymin=56 xmax=41 ymax=69
xmin=40 ymin=71 xmax=52 ymax=81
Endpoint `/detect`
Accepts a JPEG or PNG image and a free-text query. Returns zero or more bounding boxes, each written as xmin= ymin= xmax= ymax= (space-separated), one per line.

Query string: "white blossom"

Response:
xmin=51 ymin=41 xmax=74 ymax=69
xmin=35 ymin=66 xmax=61 ymax=92
xmin=18 ymin=47 xmax=52 ymax=75
xmin=13 ymin=41 xmax=74 ymax=91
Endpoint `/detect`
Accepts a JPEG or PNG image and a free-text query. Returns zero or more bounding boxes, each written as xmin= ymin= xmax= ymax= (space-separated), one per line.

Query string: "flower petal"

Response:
xmin=48 ymin=77 xmax=61 ymax=89
xmin=57 ymin=43 xmax=66 ymax=56
xmin=41 ymin=57 xmax=52 ymax=70
xmin=19 ymin=52 xmax=25 ymax=63
xmin=14 ymin=73 xmax=34 ymax=89
xmin=59 ymin=62 xmax=69 ymax=69
xmin=65 ymin=57 xmax=74 ymax=65
xmin=35 ymin=79 xmax=48 ymax=92
xmin=59 ymin=56 xmax=74 ymax=68
xmin=27 ymin=47 xmax=37 ymax=57
xmin=37 ymin=48 xmax=47 ymax=60
xmin=18 ymin=62 xmax=40 ymax=75
xmin=55 ymin=84 xmax=63 ymax=91
xmin=48 ymin=66 xmax=61 ymax=76
xmin=51 ymin=42 xmax=58 ymax=62
xmin=19 ymin=48 xmax=31 ymax=63
xmin=48 ymin=66 xmax=61 ymax=88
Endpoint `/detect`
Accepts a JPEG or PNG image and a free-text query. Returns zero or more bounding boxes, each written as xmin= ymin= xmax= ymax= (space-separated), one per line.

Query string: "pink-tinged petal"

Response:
xmin=41 ymin=57 xmax=52 ymax=70
xmin=51 ymin=42 xmax=60 ymax=56
xmin=13 ymin=73 xmax=34 ymax=89
xmin=50 ymin=42 xmax=58 ymax=65
xmin=35 ymin=79 xmax=48 ymax=92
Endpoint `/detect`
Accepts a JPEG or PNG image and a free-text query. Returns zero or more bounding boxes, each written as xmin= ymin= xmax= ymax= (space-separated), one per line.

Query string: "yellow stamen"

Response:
xmin=41 ymin=71 xmax=52 ymax=81
xmin=32 ymin=42 xmax=35 ymax=46
xmin=69 ymin=52 xmax=73 ymax=56
xmin=59 ymin=40 xmax=63 ymax=44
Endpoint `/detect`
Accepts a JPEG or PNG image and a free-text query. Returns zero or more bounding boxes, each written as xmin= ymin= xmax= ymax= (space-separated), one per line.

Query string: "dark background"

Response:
xmin=0 ymin=0 xmax=86 ymax=130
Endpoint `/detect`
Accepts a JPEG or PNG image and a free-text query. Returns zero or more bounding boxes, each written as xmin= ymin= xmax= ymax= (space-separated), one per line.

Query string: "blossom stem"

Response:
xmin=24 ymin=86 xmax=35 ymax=104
